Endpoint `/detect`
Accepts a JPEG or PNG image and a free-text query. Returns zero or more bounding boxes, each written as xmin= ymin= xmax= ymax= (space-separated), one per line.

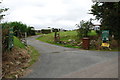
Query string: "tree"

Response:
xmin=90 ymin=2 xmax=120 ymax=40
xmin=76 ymin=19 xmax=93 ymax=39
xmin=0 ymin=1 xmax=9 ymax=22
xmin=2 ymin=22 xmax=27 ymax=37
xmin=27 ymin=26 xmax=36 ymax=36
xmin=2 ymin=21 xmax=36 ymax=37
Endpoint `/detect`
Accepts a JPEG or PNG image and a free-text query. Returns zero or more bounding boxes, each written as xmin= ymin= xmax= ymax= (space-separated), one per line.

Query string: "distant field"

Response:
xmin=37 ymin=31 xmax=78 ymax=42
xmin=60 ymin=30 xmax=78 ymax=41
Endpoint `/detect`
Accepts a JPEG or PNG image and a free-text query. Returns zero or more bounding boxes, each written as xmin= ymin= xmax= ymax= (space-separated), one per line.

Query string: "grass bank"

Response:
xmin=14 ymin=36 xmax=40 ymax=65
xmin=14 ymin=36 xmax=25 ymax=48
xmin=2 ymin=36 xmax=40 ymax=78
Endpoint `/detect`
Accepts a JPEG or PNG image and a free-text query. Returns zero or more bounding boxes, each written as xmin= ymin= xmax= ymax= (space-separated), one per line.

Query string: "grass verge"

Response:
xmin=27 ymin=46 xmax=40 ymax=66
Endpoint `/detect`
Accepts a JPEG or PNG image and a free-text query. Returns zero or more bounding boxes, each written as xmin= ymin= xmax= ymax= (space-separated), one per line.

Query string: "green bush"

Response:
xmin=41 ymin=29 xmax=51 ymax=34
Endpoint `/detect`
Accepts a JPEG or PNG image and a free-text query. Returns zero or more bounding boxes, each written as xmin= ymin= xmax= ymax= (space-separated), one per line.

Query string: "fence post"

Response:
xmin=0 ymin=24 xmax=2 ymax=53
xmin=0 ymin=24 xmax=2 ymax=79
xmin=25 ymin=32 xmax=27 ymax=46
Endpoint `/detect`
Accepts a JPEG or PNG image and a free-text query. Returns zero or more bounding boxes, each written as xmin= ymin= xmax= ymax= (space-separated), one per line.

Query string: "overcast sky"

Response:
xmin=1 ymin=0 xmax=100 ymax=30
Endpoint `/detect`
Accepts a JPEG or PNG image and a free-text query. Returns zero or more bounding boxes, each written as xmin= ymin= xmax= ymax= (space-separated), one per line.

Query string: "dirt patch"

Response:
xmin=2 ymin=47 xmax=31 ymax=78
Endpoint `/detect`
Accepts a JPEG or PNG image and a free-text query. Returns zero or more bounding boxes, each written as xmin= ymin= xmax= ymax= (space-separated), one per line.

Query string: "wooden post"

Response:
xmin=25 ymin=32 xmax=27 ymax=46
xmin=54 ymin=31 xmax=57 ymax=42
xmin=0 ymin=25 xmax=2 ymax=78
xmin=0 ymin=24 xmax=2 ymax=53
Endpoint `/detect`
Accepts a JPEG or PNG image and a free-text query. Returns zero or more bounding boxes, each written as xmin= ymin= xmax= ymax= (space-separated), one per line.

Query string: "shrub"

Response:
xmin=41 ymin=29 xmax=51 ymax=34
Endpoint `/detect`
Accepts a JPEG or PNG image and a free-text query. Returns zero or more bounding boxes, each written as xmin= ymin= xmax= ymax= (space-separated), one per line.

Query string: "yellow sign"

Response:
xmin=101 ymin=43 xmax=110 ymax=47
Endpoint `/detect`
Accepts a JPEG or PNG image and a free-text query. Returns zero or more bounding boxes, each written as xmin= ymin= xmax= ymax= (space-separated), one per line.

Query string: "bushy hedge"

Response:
xmin=41 ymin=29 xmax=51 ymax=34
xmin=2 ymin=26 xmax=11 ymax=52
xmin=2 ymin=22 xmax=36 ymax=38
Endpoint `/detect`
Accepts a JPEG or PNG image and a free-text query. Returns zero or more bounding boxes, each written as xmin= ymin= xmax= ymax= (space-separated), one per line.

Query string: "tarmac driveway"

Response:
xmin=23 ymin=35 xmax=118 ymax=78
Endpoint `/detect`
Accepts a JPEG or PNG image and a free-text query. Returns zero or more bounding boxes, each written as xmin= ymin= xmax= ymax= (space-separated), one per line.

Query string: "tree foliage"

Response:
xmin=90 ymin=2 xmax=120 ymax=40
xmin=27 ymin=27 xmax=36 ymax=36
xmin=2 ymin=21 xmax=36 ymax=37
xmin=77 ymin=19 xmax=93 ymax=39
xmin=0 ymin=1 xmax=9 ymax=21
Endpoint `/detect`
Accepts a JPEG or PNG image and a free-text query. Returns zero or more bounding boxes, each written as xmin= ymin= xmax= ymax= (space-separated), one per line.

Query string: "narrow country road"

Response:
xmin=23 ymin=35 xmax=118 ymax=78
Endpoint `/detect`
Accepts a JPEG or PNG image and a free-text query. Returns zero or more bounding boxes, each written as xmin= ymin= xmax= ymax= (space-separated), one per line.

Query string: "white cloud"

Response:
xmin=2 ymin=0 xmax=99 ymax=30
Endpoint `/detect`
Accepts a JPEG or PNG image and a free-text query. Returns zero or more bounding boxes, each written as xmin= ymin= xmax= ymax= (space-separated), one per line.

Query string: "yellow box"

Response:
xmin=101 ymin=43 xmax=110 ymax=47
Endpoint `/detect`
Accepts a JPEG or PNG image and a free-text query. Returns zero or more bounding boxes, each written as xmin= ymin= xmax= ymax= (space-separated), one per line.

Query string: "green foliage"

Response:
xmin=14 ymin=36 xmax=25 ymax=48
xmin=90 ymin=2 xmax=120 ymax=40
xmin=2 ymin=22 xmax=27 ymax=37
xmin=2 ymin=21 xmax=36 ymax=37
xmin=41 ymin=29 xmax=51 ymax=34
xmin=27 ymin=27 xmax=36 ymax=36
xmin=0 ymin=1 xmax=9 ymax=21
xmin=76 ymin=19 xmax=93 ymax=39
xmin=77 ymin=28 xmax=84 ymax=39
xmin=52 ymin=28 xmax=60 ymax=32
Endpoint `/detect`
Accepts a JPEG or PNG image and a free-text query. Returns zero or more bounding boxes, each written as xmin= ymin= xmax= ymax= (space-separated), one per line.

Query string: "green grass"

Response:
xmin=14 ymin=36 xmax=25 ymax=48
xmin=60 ymin=31 xmax=78 ymax=41
xmin=37 ymin=30 xmax=78 ymax=42
xmin=36 ymin=32 xmax=42 ymax=35
xmin=88 ymin=30 xmax=97 ymax=36
xmin=28 ymin=46 xmax=40 ymax=66
xmin=37 ymin=32 xmax=54 ymax=43
xmin=37 ymin=31 xmax=80 ymax=48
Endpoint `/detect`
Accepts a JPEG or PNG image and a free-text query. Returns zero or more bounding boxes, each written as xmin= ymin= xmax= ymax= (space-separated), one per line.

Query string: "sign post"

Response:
xmin=8 ymin=27 xmax=14 ymax=50
xmin=101 ymin=30 xmax=110 ymax=48
xmin=102 ymin=30 xmax=109 ymax=42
